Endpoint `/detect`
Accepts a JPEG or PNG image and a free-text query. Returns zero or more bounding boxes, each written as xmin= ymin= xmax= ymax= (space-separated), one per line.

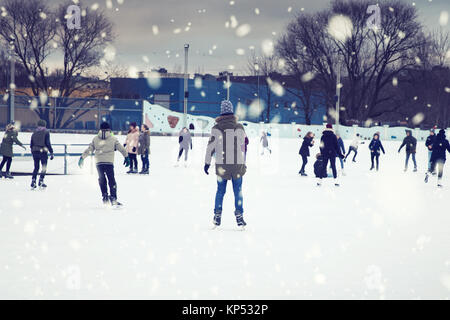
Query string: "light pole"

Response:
xmin=226 ymin=72 xmax=230 ymax=100
xmin=183 ymin=44 xmax=189 ymax=128
xmin=335 ymin=58 xmax=341 ymax=132
xmin=8 ymin=40 xmax=15 ymax=124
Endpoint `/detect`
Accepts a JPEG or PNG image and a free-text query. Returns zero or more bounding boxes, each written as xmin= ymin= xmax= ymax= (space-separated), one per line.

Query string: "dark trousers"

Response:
xmin=97 ymin=164 xmax=117 ymax=199
xmin=430 ymin=160 xmax=445 ymax=180
xmin=323 ymin=155 xmax=337 ymax=179
xmin=141 ymin=153 xmax=149 ymax=171
xmin=345 ymin=147 xmax=358 ymax=161
xmin=129 ymin=153 xmax=138 ymax=170
xmin=0 ymin=156 xmax=12 ymax=172
xmin=371 ymin=152 xmax=380 ymax=170
xmin=405 ymin=152 xmax=417 ymax=169
xmin=300 ymin=155 xmax=308 ymax=173
xmin=32 ymin=152 xmax=48 ymax=181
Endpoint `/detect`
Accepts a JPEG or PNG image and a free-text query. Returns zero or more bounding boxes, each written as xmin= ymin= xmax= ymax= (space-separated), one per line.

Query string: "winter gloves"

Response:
xmin=78 ymin=157 xmax=84 ymax=168
xmin=123 ymin=156 xmax=130 ymax=167
xmin=132 ymin=147 xmax=137 ymax=153
xmin=50 ymin=154 xmax=54 ymax=160
xmin=204 ymin=164 xmax=210 ymax=175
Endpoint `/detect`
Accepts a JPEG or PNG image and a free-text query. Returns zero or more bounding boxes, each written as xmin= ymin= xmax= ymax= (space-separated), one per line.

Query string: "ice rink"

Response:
xmin=0 ymin=133 xmax=449 ymax=299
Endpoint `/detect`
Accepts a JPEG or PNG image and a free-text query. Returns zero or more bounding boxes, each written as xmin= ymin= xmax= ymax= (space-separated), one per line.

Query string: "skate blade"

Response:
xmin=237 ymin=226 xmax=246 ymax=231
xmin=211 ymin=224 xmax=220 ymax=230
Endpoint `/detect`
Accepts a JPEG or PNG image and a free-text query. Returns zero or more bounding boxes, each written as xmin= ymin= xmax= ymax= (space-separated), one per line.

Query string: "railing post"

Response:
xmin=64 ymin=144 xmax=68 ymax=175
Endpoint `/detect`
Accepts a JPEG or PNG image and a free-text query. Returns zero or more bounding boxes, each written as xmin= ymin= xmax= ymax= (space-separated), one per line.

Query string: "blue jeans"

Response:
xmin=405 ymin=152 xmax=417 ymax=169
xmin=428 ymin=151 xmax=433 ymax=171
xmin=214 ymin=176 xmax=243 ymax=214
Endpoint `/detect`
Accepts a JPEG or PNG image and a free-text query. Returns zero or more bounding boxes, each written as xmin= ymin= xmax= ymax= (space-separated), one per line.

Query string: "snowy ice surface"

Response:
xmin=0 ymin=133 xmax=449 ymax=299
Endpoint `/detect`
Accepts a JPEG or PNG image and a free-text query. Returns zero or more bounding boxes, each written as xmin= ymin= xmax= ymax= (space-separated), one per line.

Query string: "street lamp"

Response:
xmin=335 ymin=56 xmax=342 ymax=132
xmin=183 ymin=44 xmax=189 ymax=128
xmin=8 ymin=39 xmax=15 ymax=124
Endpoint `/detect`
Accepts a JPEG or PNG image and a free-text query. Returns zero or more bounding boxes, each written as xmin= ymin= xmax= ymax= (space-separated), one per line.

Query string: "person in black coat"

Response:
xmin=398 ymin=130 xmax=417 ymax=172
xmin=425 ymin=129 xmax=436 ymax=172
xmin=336 ymin=133 xmax=346 ymax=174
xmin=369 ymin=133 xmax=385 ymax=171
xmin=299 ymin=131 xmax=315 ymax=176
xmin=314 ymin=153 xmax=327 ymax=179
xmin=319 ymin=124 xmax=344 ymax=186
xmin=425 ymin=129 xmax=450 ymax=187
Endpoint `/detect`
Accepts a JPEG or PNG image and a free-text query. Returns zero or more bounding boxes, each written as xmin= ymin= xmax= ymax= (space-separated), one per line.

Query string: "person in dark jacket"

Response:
xmin=369 ymin=133 xmax=385 ymax=171
xmin=30 ymin=119 xmax=54 ymax=189
xmin=138 ymin=124 xmax=151 ymax=174
xmin=398 ymin=130 xmax=417 ymax=172
xmin=425 ymin=129 xmax=436 ymax=172
xmin=319 ymin=124 xmax=344 ymax=186
xmin=0 ymin=123 xmax=26 ymax=179
xmin=204 ymin=100 xmax=247 ymax=229
xmin=336 ymin=133 xmax=346 ymax=175
xmin=299 ymin=132 xmax=315 ymax=176
xmin=314 ymin=153 xmax=327 ymax=179
xmin=425 ymin=129 xmax=450 ymax=187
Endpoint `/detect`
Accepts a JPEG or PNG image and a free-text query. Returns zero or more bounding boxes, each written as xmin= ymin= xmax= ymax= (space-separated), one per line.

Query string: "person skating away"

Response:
xmin=176 ymin=127 xmax=192 ymax=167
xmin=124 ymin=122 xmax=139 ymax=174
xmin=369 ymin=133 xmax=385 ymax=171
xmin=318 ymin=124 xmax=344 ymax=187
xmin=299 ymin=132 xmax=314 ymax=176
xmin=0 ymin=123 xmax=26 ymax=179
xmin=138 ymin=124 xmax=150 ymax=174
xmin=425 ymin=129 xmax=450 ymax=188
xmin=260 ymin=131 xmax=272 ymax=155
xmin=425 ymin=128 xmax=436 ymax=173
xmin=336 ymin=133 xmax=346 ymax=175
xmin=204 ymin=100 xmax=247 ymax=230
xmin=344 ymin=133 xmax=360 ymax=162
xmin=398 ymin=129 xmax=417 ymax=172
xmin=30 ymin=119 xmax=54 ymax=190
xmin=78 ymin=122 xmax=130 ymax=207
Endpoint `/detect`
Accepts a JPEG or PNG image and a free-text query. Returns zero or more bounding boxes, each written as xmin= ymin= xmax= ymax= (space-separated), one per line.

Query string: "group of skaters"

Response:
xmin=1 ymin=100 xmax=450 ymax=227
xmin=297 ymin=124 xmax=450 ymax=188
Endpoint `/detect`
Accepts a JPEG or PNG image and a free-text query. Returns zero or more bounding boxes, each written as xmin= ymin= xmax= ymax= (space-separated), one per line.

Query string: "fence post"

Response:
xmin=90 ymin=152 xmax=94 ymax=175
xmin=97 ymin=98 xmax=101 ymax=130
xmin=64 ymin=144 xmax=68 ymax=175
xmin=383 ymin=125 xmax=389 ymax=141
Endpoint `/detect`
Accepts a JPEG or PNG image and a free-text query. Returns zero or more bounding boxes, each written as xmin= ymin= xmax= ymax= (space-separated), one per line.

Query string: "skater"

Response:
xmin=204 ymin=100 xmax=247 ymax=229
xmin=398 ymin=129 xmax=417 ymax=172
xmin=318 ymin=124 xmax=344 ymax=186
xmin=124 ymin=122 xmax=139 ymax=174
xmin=0 ymin=123 xmax=26 ymax=179
xmin=30 ymin=119 xmax=54 ymax=190
xmin=299 ymin=132 xmax=314 ymax=176
xmin=336 ymin=133 xmax=346 ymax=175
xmin=344 ymin=133 xmax=360 ymax=162
xmin=425 ymin=128 xmax=436 ymax=172
xmin=78 ymin=122 xmax=130 ymax=206
xmin=369 ymin=133 xmax=385 ymax=171
xmin=425 ymin=129 xmax=450 ymax=188
xmin=260 ymin=131 xmax=271 ymax=155
xmin=138 ymin=124 xmax=150 ymax=174
xmin=313 ymin=153 xmax=327 ymax=180
xmin=176 ymin=127 xmax=192 ymax=166
xmin=242 ymin=135 xmax=249 ymax=163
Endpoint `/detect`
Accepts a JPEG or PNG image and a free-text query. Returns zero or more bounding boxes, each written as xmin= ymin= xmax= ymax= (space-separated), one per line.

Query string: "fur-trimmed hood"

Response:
xmin=216 ymin=114 xmax=238 ymax=123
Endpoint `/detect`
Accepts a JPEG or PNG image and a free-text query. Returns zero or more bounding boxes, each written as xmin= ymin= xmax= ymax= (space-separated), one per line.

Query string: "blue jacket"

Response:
xmin=369 ymin=139 xmax=385 ymax=155
xmin=430 ymin=131 xmax=450 ymax=162
xmin=337 ymin=137 xmax=345 ymax=155
xmin=425 ymin=134 xmax=436 ymax=150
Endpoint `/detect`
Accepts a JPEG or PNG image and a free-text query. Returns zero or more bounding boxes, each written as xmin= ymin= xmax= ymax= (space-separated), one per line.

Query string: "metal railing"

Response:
xmin=13 ymin=143 xmax=92 ymax=175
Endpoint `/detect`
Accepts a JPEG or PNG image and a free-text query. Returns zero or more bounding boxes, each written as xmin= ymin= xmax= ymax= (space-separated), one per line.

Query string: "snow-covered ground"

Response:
xmin=0 ymin=133 xmax=449 ymax=299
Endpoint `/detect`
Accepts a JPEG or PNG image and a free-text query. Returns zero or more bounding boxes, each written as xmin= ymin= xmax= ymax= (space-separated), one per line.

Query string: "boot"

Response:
xmin=102 ymin=194 xmax=110 ymax=205
xmin=213 ymin=212 xmax=222 ymax=227
xmin=235 ymin=213 xmax=247 ymax=228
xmin=5 ymin=171 xmax=13 ymax=179
xmin=38 ymin=179 xmax=47 ymax=189
xmin=110 ymin=196 xmax=123 ymax=208
xmin=424 ymin=173 xmax=429 ymax=183
xmin=0 ymin=171 xmax=3 ymax=179
xmin=31 ymin=179 xmax=37 ymax=190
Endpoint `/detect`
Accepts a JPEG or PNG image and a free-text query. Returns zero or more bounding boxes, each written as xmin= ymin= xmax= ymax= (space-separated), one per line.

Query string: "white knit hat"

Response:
xmin=220 ymin=100 xmax=234 ymax=115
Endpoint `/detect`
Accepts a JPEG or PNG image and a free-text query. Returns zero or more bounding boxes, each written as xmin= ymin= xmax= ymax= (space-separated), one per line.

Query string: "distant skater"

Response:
xmin=336 ymin=133 xmax=346 ymax=175
xmin=260 ymin=131 xmax=272 ymax=155
xmin=369 ymin=133 xmax=385 ymax=171
xmin=124 ymin=122 xmax=139 ymax=174
xmin=345 ymin=133 xmax=361 ymax=163
xmin=318 ymin=124 xmax=344 ymax=187
xmin=0 ymin=123 xmax=26 ymax=179
xmin=176 ymin=127 xmax=192 ymax=166
xmin=79 ymin=122 xmax=130 ymax=206
xmin=30 ymin=120 xmax=54 ymax=190
xmin=425 ymin=129 xmax=450 ymax=188
xmin=398 ymin=129 xmax=417 ymax=172
xmin=299 ymin=131 xmax=314 ymax=176
xmin=138 ymin=124 xmax=150 ymax=174
xmin=425 ymin=128 xmax=436 ymax=173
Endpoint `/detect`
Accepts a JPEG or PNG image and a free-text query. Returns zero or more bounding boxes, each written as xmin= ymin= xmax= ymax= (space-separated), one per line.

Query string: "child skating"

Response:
xmin=138 ymin=124 xmax=150 ymax=174
xmin=124 ymin=122 xmax=140 ymax=174
xmin=30 ymin=120 xmax=54 ymax=190
xmin=0 ymin=123 xmax=26 ymax=179
xmin=176 ymin=127 xmax=192 ymax=167
xmin=398 ymin=129 xmax=417 ymax=172
xmin=299 ymin=132 xmax=314 ymax=176
xmin=344 ymin=133 xmax=360 ymax=163
xmin=78 ymin=122 xmax=130 ymax=207
xmin=369 ymin=133 xmax=385 ymax=171
xmin=260 ymin=131 xmax=272 ymax=155
xmin=425 ymin=129 xmax=450 ymax=188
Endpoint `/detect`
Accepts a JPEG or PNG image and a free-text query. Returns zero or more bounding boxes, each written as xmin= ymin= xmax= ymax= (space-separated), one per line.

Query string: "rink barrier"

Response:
xmin=13 ymin=143 xmax=92 ymax=175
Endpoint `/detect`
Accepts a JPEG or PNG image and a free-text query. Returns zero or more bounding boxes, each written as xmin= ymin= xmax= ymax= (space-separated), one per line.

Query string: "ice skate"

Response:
xmin=424 ymin=173 xmax=429 ymax=183
xmin=110 ymin=197 xmax=123 ymax=209
xmin=0 ymin=171 xmax=3 ymax=179
xmin=30 ymin=179 xmax=37 ymax=191
xmin=102 ymin=194 xmax=110 ymax=206
xmin=413 ymin=167 xmax=418 ymax=172
xmin=236 ymin=214 xmax=246 ymax=230
xmin=38 ymin=179 xmax=47 ymax=190
xmin=212 ymin=214 xmax=222 ymax=230
xmin=4 ymin=171 xmax=13 ymax=179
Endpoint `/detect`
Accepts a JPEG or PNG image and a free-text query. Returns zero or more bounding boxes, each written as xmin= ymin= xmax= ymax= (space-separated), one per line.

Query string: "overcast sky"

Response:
xmin=51 ymin=0 xmax=449 ymax=75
